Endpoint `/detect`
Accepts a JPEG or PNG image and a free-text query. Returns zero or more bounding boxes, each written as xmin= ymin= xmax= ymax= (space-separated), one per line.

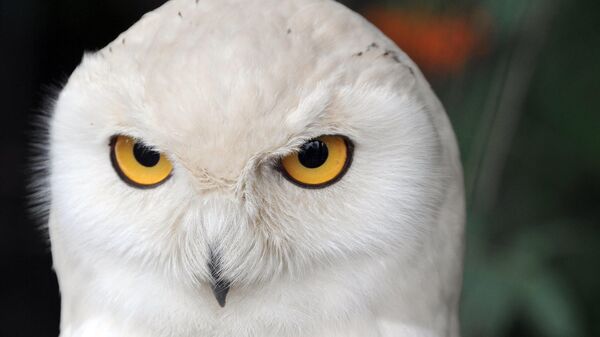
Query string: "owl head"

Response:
xmin=43 ymin=0 xmax=464 ymax=334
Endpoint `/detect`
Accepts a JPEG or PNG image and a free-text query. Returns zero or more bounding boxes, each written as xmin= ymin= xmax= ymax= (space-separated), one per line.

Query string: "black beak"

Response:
xmin=208 ymin=252 xmax=230 ymax=307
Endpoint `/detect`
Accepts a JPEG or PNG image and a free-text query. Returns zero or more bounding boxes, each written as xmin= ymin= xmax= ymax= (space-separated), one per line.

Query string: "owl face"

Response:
xmin=48 ymin=0 xmax=456 ymax=310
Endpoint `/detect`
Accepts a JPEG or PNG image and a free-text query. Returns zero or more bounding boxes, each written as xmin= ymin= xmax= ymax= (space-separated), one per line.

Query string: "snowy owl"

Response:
xmin=42 ymin=0 xmax=465 ymax=336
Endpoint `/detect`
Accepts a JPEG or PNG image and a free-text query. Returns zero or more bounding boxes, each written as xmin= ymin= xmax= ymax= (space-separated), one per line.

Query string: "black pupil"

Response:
xmin=133 ymin=143 xmax=161 ymax=167
xmin=298 ymin=139 xmax=328 ymax=169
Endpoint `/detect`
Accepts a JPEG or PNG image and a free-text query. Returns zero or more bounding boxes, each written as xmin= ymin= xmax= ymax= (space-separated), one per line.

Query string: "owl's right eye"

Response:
xmin=110 ymin=135 xmax=173 ymax=188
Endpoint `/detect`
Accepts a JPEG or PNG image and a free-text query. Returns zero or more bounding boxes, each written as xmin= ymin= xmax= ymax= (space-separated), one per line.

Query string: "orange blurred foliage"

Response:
xmin=364 ymin=7 xmax=489 ymax=75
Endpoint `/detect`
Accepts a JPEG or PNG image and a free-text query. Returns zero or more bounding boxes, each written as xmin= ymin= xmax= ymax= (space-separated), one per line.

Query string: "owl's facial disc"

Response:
xmin=107 ymin=132 xmax=356 ymax=302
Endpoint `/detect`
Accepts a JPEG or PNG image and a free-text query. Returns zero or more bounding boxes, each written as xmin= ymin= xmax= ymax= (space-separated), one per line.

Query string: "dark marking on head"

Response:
xmin=366 ymin=42 xmax=379 ymax=52
xmin=354 ymin=51 xmax=363 ymax=57
xmin=196 ymin=0 xmax=199 ymax=3
xmin=383 ymin=50 xmax=401 ymax=63
xmin=109 ymin=47 xmax=113 ymax=53
xmin=178 ymin=11 xmax=183 ymax=18
xmin=287 ymin=28 xmax=292 ymax=34
xmin=122 ymin=38 xmax=126 ymax=45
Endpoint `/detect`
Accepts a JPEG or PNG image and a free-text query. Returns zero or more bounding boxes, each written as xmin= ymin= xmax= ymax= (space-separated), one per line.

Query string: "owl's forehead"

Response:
xmin=70 ymin=0 xmax=408 ymax=178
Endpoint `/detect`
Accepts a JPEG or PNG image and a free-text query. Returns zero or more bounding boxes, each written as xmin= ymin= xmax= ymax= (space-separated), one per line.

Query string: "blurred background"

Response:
xmin=0 ymin=0 xmax=598 ymax=336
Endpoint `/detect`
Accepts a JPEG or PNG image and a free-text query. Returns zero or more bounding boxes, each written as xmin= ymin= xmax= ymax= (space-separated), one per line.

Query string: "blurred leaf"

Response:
xmin=520 ymin=274 xmax=583 ymax=337
xmin=462 ymin=267 xmax=517 ymax=336
xmin=479 ymin=0 xmax=530 ymax=35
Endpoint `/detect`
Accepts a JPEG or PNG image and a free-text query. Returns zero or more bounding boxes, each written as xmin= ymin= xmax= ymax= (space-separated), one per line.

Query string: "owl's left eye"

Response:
xmin=279 ymin=135 xmax=353 ymax=188
xmin=110 ymin=135 xmax=173 ymax=188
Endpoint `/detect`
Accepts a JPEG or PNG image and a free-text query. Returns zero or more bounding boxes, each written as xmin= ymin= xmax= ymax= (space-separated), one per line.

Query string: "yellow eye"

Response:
xmin=110 ymin=135 xmax=173 ymax=188
xmin=280 ymin=135 xmax=353 ymax=188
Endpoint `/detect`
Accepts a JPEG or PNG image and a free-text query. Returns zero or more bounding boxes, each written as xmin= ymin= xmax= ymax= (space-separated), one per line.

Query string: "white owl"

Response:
xmin=43 ymin=0 xmax=465 ymax=336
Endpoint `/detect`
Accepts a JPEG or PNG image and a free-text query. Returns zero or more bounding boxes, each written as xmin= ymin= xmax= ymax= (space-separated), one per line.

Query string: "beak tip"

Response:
xmin=216 ymin=296 xmax=227 ymax=308
xmin=208 ymin=250 xmax=230 ymax=308
xmin=212 ymin=281 xmax=230 ymax=308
